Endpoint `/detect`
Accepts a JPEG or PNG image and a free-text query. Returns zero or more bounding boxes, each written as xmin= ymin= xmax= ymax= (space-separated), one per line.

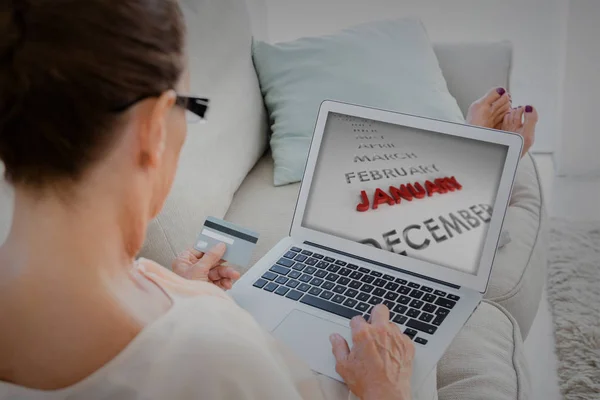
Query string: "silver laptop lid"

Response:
xmin=290 ymin=101 xmax=522 ymax=293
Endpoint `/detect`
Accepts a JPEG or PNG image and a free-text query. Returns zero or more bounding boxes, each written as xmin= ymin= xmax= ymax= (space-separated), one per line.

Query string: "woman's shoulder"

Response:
xmin=109 ymin=296 xmax=307 ymax=399
xmin=0 ymin=295 xmax=304 ymax=400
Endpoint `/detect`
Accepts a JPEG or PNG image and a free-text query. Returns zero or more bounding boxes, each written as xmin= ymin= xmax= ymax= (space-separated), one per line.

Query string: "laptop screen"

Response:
xmin=301 ymin=112 xmax=509 ymax=275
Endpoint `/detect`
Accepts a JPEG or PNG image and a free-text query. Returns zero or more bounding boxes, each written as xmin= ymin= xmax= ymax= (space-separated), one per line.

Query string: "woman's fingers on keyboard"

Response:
xmin=370 ymin=304 xmax=391 ymax=326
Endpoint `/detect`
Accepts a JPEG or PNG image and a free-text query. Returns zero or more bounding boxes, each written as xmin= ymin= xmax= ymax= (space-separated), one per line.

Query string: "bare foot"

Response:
xmin=466 ymin=87 xmax=511 ymax=128
xmin=501 ymin=105 xmax=538 ymax=157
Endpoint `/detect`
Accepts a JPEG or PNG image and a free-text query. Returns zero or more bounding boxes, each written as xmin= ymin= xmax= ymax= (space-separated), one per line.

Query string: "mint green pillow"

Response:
xmin=252 ymin=19 xmax=464 ymax=186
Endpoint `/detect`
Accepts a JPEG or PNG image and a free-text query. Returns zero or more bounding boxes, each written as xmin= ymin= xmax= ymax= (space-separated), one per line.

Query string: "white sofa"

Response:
xmin=0 ymin=0 xmax=547 ymax=398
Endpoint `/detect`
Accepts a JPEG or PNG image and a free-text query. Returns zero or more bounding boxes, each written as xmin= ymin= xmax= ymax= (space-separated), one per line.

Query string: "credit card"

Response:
xmin=194 ymin=217 xmax=259 ymax=268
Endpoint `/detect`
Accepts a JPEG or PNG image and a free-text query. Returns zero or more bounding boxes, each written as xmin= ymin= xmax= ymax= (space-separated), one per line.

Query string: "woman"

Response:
xmin=0 ymin=1 xmax=537 ymax=399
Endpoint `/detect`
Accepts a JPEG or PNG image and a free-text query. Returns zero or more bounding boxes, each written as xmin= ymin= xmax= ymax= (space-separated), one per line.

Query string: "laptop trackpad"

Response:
xmin=272 ymin=310 xmax=353 ymax=382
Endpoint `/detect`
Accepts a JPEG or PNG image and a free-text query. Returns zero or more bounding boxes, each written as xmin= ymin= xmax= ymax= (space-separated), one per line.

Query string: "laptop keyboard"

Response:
xmin=253 ymin=247 xmax=460 ymax=346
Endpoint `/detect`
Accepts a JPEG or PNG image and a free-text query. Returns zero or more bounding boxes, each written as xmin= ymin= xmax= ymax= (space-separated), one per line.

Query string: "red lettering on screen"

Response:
xmin=356 ymin=176 xmax=463 ymax=212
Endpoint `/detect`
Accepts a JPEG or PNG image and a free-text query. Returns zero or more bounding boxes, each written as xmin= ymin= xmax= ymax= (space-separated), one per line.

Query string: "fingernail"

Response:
xmin=217 ymin=242 xmax=227 ymax=251
xmin=525 ymin=105 xmax=533 ymax=113
xmin=496 ymin=88 xmax=506 ymax=95
xmin=329 ymin=334 xmax=339 ymax=343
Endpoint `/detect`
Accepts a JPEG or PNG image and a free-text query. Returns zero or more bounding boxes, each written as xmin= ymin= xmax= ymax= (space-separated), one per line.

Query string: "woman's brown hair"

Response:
xmin=0 ymin=0 xmax=186 ymax=188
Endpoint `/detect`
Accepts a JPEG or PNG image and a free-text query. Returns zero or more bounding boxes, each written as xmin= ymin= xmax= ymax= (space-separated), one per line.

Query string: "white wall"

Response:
xmin=263 ymin=0 xmax=566 ymax=153
xmin=555 ymin=0 xmax=600 ymax=176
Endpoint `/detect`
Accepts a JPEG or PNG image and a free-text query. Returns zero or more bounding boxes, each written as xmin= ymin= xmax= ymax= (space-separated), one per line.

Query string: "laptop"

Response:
xmin=230 ymin=100 xmax=523 ymax=391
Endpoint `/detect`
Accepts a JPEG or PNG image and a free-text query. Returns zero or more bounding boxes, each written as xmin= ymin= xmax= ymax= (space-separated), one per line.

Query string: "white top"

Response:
xmin=0 ymin=294 xmax=343 ymax=399
xmin=0 ymin=260 xmax=354 ymax=400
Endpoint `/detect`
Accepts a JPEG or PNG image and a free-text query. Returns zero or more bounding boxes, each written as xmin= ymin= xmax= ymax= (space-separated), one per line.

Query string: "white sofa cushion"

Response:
xmin=485 ymin=153 xmax=546 ymax=338
xmin=437 ymin=300 xmax=530 ymax=399
xmin=225 ymin=155 xmax=297 ymax=265
xmin=243 ymin=0 xmax=269 ymax=41
xmin=141 ymin=0 xmax=268 ymax=266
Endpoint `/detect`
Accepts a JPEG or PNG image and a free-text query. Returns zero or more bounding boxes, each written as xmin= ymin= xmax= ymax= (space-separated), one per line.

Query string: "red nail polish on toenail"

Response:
xmin=497 ymin=88 xmax=506 ymax=95
xmin=525 ymin=105 xmax=533 ymax=113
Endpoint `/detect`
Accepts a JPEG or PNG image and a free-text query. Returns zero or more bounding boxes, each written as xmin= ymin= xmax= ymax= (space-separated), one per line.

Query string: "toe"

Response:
xmin=492 ymin=93 xmax=510 ymax=115
xmin=502 ymin=112 xmax=512 ymax=131
xmin=480 ymin=87 xmax=506 ymax=105
xmin=523 ymin=105 xmax=539 ymax=127
xmin=521 ymin=105 xmax=538 ymax=151
xmin=504 ymin=108 xmax=521 ymax=131
xmin=492 ymin=101 xmax=511 ymax=126
xmin=491 ymin=93 xmax=510 ymax=111
xmin=511 ymin=107 xmax=525 ymax=129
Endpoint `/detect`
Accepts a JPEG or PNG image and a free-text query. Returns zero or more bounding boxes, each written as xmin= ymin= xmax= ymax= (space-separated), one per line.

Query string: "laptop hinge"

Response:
xmin=304 ymin=241 xmax=461 ymax=290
